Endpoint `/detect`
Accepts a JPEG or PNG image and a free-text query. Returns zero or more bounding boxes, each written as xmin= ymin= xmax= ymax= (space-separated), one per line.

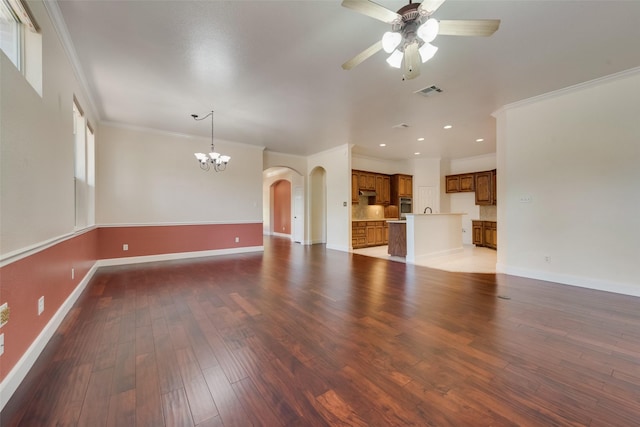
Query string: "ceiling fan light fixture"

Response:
xmin=419 ymin=42 xmax=438 ymax=63
xmin=386 ymin=49 xmax=403 ymax=68
xmin=381 ymin=31 xmax=402 ymax=53
xmin=417 ymin=18 xmax=439 ymax=43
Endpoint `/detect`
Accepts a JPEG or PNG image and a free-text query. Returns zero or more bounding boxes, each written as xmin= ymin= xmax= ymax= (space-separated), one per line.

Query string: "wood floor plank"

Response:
xmin=202 ymin=365 xmax=254 ymax=427
xmin=4 ymin=237 xmax=640 ymax=426
xmin=77 ymin=367 xmax=115 ymax=427
xmin=183 ymin=375 xmax=219 ymax=425
xmin=106 ymin=389 xmax=136 ymax=427
xmin=162 ymin=388 xmax=194 ymax=427
xmin=135 ymin=352 xmax=165 ymax=427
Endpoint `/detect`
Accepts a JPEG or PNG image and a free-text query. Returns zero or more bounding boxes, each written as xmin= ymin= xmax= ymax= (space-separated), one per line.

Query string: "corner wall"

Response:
xmin=495 ymin=68 xmax=640 ymax=296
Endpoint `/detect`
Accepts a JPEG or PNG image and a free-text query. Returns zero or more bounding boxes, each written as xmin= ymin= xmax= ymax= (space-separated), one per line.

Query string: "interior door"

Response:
xmin=293 ymin=186 xmax=304 ymax=243
xmin=417 ymin=185 xmax=436 ymax=214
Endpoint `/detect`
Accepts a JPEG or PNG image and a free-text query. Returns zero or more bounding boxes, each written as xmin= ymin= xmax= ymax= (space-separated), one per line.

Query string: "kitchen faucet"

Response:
xmin=424 ymin=207 xmax=432 ymax=214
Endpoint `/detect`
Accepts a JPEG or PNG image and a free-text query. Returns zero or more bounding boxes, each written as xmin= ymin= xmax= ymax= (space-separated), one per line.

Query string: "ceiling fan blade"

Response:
xmin=341 ymin=0 xmax=401 ymax=24
xmin=403 ymin=42 xmax=421 ymax=80
xmin=418 ymin=0 xmax=447 ymax=15
xmin=438 ymin=19 xmax=501 ymax=37
xmin=342 ymin=40 xmax=383 ymax=70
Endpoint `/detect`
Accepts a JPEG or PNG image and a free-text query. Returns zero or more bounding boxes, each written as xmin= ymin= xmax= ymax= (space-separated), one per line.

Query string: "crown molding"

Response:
xmin=493 ymin=66 xmax=640 ymax=117
xmin=42 ymin=1 xmax=100 ymax=121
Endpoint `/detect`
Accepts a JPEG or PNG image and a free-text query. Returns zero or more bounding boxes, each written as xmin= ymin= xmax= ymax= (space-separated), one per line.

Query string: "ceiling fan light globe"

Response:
xmin=417 ymin=18 xmax=439 ymax=43
xmin=419 ymin=42 xmax=438 ymax=63
xmin=220 ymin=155 xmax=231 ymax=163
xmin=381 ymin=31 xmax=402 ymax=53
xmin=209 ymin=152 xmax=221 ymax=160
xmin=386 ymin=49 xmax=404 ymax=68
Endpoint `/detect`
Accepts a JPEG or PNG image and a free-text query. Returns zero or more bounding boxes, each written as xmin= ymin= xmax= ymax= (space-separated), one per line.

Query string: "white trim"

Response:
xmin=98 ymin=220 xmax=262 ymax=228
xmin=326 ymin=243 xmax=349 ymax=252
xmin=500 ymin=265 xmax=640 ymax=298
xmin=0 ymin=262 xmax=99 ymax=412
xmin=96 ymin=246 xmax=264 ymax=267
xmin=100 ymin=121 xmax=266 ymax=151
xmin=406 ymin=247 xmax=465 ymax=264
xmin=493 ymin=66 xmax=640 ymax=117
xmin=0 ymin=227 xmax=97 ymax=267
xmin=271 ymin=232 xmax=291 ymax=239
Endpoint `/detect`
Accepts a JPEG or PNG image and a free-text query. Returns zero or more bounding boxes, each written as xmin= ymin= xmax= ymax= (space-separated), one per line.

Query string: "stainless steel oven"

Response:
xmin=399 ymin=197 xmax=412 ymax=218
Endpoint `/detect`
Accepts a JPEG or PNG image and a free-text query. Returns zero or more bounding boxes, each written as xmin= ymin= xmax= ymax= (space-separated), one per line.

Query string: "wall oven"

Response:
xmin=399 ymin=197 xmax=412 ymax=218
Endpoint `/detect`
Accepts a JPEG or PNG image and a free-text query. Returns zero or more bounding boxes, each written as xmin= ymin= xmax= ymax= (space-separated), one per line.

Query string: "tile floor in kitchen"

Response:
xmin=352 ymin=244 xmax=497 ymax=274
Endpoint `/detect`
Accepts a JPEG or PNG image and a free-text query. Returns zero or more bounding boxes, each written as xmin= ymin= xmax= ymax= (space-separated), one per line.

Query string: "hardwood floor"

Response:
xmin=3 ymin=236 xmax=640 ymax=426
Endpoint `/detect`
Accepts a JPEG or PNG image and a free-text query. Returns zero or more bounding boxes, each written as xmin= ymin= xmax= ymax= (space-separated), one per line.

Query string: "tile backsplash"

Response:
xmin=479 ymin=205 xmax=497 ymax=221
xmin=352 ymin=196 xmax=386 ymax=219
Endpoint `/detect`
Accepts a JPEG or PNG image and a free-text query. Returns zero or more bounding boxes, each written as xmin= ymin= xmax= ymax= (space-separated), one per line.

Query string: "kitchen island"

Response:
xmin=405 ymin=213 xmax=465 ymax=264
xmin=387 ymin=220 xmax=407 ymax=257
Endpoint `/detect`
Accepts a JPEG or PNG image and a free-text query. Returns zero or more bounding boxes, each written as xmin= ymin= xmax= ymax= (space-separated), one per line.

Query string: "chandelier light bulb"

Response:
xmin=381 ymin=31 xmax=402 ymax=54
xmin=386 ymin=49 xmax=404 ymax=69
xmin=417 ymin=18 xmax=439 ymax=43
xmin=419 ymin=42 xmax=438 ymax=63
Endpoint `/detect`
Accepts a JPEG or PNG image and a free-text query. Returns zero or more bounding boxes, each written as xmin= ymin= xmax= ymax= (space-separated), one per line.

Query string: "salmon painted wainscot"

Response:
xmin=0 ymin=222 xmax=262 ymax=411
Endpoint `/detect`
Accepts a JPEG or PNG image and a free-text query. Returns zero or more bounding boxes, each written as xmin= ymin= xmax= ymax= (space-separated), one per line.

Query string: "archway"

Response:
xmin=263 ymin=166 xmax=304 ymax=243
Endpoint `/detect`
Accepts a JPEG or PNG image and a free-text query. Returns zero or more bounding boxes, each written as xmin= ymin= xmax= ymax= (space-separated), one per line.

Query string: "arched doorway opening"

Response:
xmin=263 ymin=167 xmax=304 ymax=243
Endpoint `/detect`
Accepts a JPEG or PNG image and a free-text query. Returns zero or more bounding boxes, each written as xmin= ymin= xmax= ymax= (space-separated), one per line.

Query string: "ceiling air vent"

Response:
xmin=392 ymin=123 xmax=410 ymax=129
xmin=415 ymin=85 xmax=443 ymax=97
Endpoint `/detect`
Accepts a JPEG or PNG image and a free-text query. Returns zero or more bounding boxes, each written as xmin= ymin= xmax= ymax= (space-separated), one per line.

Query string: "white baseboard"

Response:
xmin=326 ymin=243 xmax=349 ymax=252
xmin=271 ymin=232 xmax=291 ymax=239
xmin=96 ymin=246 xmax=264 ymax=267
xmin=0 ymin=262 xmax=99 ymax=412
xmin=499 ymin=264 xmax=640 ymax=298
xmin=406 ymin=247 xmax=464 ymax=264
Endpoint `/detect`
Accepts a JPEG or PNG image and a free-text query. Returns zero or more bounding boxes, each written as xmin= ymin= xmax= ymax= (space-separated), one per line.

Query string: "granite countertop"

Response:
xmin=386 ymin=220 xmax=406 ymax=223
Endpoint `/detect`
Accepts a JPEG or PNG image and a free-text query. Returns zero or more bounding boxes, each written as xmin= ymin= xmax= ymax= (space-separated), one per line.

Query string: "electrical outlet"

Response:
xmin=123 ymin=244 xmax=129 ymax=251
xmin=0 ymin=303 xmax=9 ymax=327
xmin=38 ymin=296 xmax=45 ymax=315
xmin=519 ymin=194 xmax=533 ymax=203
xmin=235 ymin=237 xmax=240 ymax=243
xmin=544 ymin=255 xmax=551 ymax=263
xmin=0 ymin=333 xmax=4 ymax=356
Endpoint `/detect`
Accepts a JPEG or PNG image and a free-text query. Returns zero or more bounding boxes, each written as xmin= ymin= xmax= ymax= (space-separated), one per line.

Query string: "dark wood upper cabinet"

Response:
xmin=445 ymin=175 xmax=460 ymax=193
xmin=446 ymin=169 xmax=496 ymax=205
xmin=474 ymin=171 xmax=493 ymax=205
xmin=460 ymin=173 xmax=475 ymax=192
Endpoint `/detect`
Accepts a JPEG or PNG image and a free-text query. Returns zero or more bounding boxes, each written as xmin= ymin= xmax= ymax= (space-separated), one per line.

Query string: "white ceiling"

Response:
xmin=55 ymin=0 xmax=640 ymax=161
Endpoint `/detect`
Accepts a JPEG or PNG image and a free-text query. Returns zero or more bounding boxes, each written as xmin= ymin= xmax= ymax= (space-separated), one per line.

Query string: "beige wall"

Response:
xmin=495 ymin=68 xmax=640 ymax=296
xmin=0 ymin=0 xmax=96 ymax=256
xmin=96 ymin=123 xmax=264 ymax=225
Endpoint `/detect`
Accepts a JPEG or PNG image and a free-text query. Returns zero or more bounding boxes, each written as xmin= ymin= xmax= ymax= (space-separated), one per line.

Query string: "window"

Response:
xmin=0 ymin=0 xmax=21 ymax=68
xmin=0 ymin=0 xmax=41 ymax=94
xmin=74 ymin=99 xmax=95 ymax=229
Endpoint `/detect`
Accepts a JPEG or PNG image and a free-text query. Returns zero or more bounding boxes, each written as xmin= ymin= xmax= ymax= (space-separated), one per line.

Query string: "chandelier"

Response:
xmin=192 ymin=110 xmax=230 ymax=172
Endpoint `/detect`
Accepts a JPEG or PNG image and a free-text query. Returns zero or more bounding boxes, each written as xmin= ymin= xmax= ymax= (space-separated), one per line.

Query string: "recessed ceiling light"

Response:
xmin=475 ymin=138 xmax=484 ymax=143
xmin=444 ymin=125 xmax=452 ymax=129
xmin=414 ymin=152 xmax=421 ymax=155
xmin=379 ymin=143 xmax=386 ymax=147
xmin=417 ymin=137 xmax=425 ymax=141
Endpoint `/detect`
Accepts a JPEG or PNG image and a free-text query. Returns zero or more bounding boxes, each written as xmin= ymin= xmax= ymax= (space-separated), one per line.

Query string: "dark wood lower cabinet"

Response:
xmin=352 ymin=221 xmax=388 ymax=248
xmin=472 ymin=220 xmax=497 ymax=249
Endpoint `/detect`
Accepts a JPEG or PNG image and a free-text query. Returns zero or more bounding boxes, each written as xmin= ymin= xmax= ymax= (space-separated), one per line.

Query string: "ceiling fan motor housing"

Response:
xmin=392 ymin=3 xmax=429 ymax=52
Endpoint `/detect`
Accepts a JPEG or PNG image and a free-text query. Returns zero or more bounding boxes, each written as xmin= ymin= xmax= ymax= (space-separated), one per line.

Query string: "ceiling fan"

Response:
xmin=341 ymin=0 xmax=500 ymax=80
